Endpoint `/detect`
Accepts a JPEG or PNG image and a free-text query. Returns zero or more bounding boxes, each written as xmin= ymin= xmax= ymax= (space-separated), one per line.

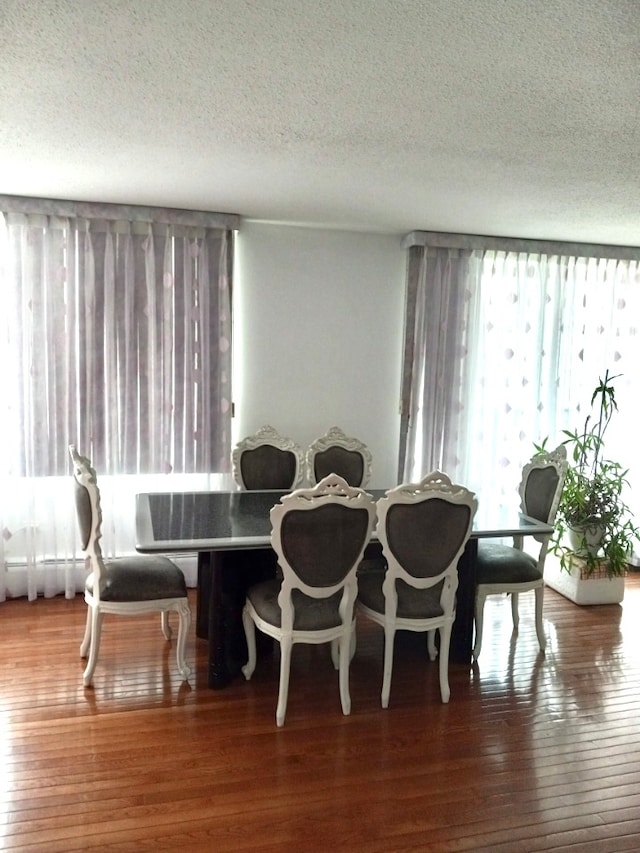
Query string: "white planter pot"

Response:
xmin=568 ymin=523 xmax=606 ymax=556
xmin=545 ymin=554 xmax=625 ymax=605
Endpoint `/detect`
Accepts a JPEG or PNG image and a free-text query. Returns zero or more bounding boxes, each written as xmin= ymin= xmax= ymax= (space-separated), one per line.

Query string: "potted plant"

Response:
xmin=542 ymin=371 xmax=639 ymax=604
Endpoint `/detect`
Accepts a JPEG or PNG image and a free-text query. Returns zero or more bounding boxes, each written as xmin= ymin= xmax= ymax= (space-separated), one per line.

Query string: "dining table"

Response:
xmin=135 ymin=488 xmax=553 ymax=688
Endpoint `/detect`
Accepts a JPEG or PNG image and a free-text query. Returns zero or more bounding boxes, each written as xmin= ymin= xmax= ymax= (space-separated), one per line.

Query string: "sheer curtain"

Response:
xmin=0 ymin=196 xmax=239 ymax=601
xmin=401 ymin=233 xmax=640 ymax=525
xmin=399 ymin=244 xmax=482 ymax=481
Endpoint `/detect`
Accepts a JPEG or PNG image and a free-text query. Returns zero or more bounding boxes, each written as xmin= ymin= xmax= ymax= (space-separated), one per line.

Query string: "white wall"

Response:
xmin=234 ymin=222 xmax=407 ymax=488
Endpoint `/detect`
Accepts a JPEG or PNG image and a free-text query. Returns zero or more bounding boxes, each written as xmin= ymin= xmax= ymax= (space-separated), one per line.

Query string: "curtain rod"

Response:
xmin=402 ymin=230 xmax=640 ymax=262
xmin=0 ymin=194 xmax=241 ymax=231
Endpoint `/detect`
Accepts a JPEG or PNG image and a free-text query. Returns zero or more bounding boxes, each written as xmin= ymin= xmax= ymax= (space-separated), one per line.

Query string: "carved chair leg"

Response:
xmin=80 ymin=606 xmax=92 ymax=658
xmin=330 ymin=638 xmax=339 ymax=670
xmin=175 ymin=601 xmax=192 ymax=680
xmin=427 ymin=629 xmax=438 ymax=661
xmin=473 ymin=590 xmax=487 ymax=659
xmin=331 ymin=622 xmax=357 ymax=670
xmin=511 ymin=592 xmax=520 ymax=631
xmin=381 ymin=625 xmax=396 ymax=709
xmin=276 ymin=637 xmax=293 ymax=727
xmin=338 ymin=632 xmax=352 ymax=716
xmin=535 ymin=586 xmax=546 ymax=652
xmin=161 ymin=611 xmax=172 ymax=641
xmin=82 ymin=607 xmax=103 ymax=687
xmin=241 ymin=606 xmax=257 ymax=680
xmin=349 ymin=623 xmax=357 ymax=661
xmin=438 ymin=624 xmax=452 ymax=703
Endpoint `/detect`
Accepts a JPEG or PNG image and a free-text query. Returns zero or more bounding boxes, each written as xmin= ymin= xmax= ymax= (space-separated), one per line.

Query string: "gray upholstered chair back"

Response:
xmin=69 ymin=444 xmax=104 ymax=564
xmin=376 ymin=471 xmax=478 ymax=603
xmin=232 ymin=425 xmax=304 ymax=490
xmin=74 ymin=478 xmax=93 ymax=552
xmin=519 ymin=444 xmax=568 ymax=539
xmin=270 ymin=473 xmax=377 ymax=599
xmin=241 ymin=444 xmax=298 ymax=490
xmin=280 ymin=503 xmax=372 ymax=587
xmin=524 ymin=467 xmax=560 ymax=522
xmin=385 ymin=499 xmax=473 ymax=580
xmin=306 ymin=426 xmax=372 ymax=487
xmin=313 ymin=446 xmax=365 ymax=487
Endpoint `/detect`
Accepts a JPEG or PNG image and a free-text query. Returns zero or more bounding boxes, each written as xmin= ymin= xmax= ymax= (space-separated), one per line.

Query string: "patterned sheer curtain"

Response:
xmin=401 ymin=232 xmax=640 ymax=527
xmin=398 ymin=244 xmax=482 ymax=482
xmin=0 ymin=196 xmax=238 ymax=601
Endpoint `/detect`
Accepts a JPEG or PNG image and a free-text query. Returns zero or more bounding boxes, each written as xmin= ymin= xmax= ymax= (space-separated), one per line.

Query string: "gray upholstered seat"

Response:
xmin=473 ymin=444 xmax=568 ymax=660
xmin=358 ymin=471 xmax=477 ymax=707
xmin=241 ymin=474 xmax=376 ymax=726
xmin=358 ymin=575 xmax=444 ymax=619
xmin=306 ymin=425 xmax=372 ymax=487
xmin=246 ymin=580 xmax=343 ymax=631
xmin=69 ymin=445 xmax=191 ymax=687
xmin=84 ymin=555 xmax=187 ymax=602
xmin=232 ymin=424 xmax=304 ymax=490
xmin=474 ymin=545 xmax=541 ymax=586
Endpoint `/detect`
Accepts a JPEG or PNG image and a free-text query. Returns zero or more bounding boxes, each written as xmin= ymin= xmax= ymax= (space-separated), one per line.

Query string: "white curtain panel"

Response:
xmin=0 ymin=200 xmax=236 ymax=600
xmin=400 ymin=245 xmax=482 ymax=482
xmin=402 ymin=239 xmax=640 ymax=525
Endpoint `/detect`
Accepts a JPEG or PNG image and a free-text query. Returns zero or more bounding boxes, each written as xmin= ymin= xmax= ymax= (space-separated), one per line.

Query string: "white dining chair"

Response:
xmin=473 ymin=444 xmax=568 ymax=659
xmin=306 ymin=425 xmax=372 ymax=487
xmin=241 ymin=474 xmax=376 ymax=726
xmin=70 ymin=445 xmax=191 ymax=687
xmin=232 ymin=424 xmax=304 ymax=490
xmin=358 ymin=471 xmax=477 ymax=706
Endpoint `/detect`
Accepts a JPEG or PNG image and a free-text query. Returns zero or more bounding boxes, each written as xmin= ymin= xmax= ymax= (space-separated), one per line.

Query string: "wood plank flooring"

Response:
xmin=2 ymin=576 xmax=640 ymax=852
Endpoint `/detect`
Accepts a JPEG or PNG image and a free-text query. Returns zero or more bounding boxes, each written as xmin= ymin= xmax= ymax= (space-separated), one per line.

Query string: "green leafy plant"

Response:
xmin=537 ymin=371 xmax=638 ymax=577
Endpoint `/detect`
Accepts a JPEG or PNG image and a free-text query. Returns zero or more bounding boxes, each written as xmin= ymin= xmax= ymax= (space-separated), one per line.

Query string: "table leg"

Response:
xmin=196 ymin=552 xmax=211 ymax=639
xmin=197 ymin=548 xmax=278 ymax=689
xmin=450 ymin=537 xmax=477 ymax=664
xmin=200 ymin=551 xmax=234 ymax=688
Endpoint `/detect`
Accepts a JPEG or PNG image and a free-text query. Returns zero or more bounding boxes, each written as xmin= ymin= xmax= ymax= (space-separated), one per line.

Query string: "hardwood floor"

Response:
xmin=2 ymin=576 xmax=640 ymax=852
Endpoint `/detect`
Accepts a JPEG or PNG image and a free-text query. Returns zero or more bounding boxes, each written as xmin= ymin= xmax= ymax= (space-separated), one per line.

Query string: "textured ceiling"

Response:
xmin=1 ymin=0 xmax=639 ymax=243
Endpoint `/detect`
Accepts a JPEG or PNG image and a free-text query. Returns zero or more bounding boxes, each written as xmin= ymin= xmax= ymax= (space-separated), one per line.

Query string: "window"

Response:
xmin=401 ymin=236 xmax=640 ymax=523
xmin=0 ymin=197 xmax=238 ymax=599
